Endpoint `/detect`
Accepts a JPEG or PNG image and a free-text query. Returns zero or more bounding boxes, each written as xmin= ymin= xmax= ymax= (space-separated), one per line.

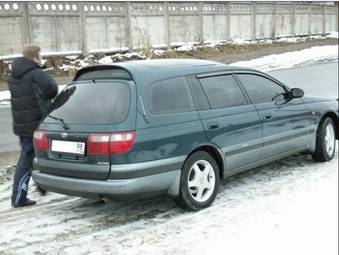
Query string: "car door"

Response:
xmin=189 ymin=73 xmax=262 ymax=171
xmin=235 ymin=72 xmax=311 ymax=158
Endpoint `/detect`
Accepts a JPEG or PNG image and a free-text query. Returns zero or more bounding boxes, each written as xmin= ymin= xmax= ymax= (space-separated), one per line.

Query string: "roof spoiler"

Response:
xmin=73 ymin=65 xmax=133 ymax=81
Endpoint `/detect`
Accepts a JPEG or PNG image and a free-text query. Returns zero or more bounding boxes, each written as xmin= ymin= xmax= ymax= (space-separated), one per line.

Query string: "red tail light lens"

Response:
xmin=87 ymin=133 xmax=111 ymax=155
xmin=109 ymin=131 xmax=135 ymax=154
xmin=33 ymin=129 xmax=48 ymax=152
xmin=87 ymin=131 xmax=135 ymax=155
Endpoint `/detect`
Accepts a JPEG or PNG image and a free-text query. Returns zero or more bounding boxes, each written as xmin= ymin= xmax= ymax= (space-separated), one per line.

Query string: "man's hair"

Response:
xmin=23 ymin=45 xmax=41 ymax=60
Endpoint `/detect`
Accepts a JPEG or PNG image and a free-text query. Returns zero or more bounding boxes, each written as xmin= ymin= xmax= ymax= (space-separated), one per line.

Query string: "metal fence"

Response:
xmin=0 ymin=1 xmax=337 ymax=59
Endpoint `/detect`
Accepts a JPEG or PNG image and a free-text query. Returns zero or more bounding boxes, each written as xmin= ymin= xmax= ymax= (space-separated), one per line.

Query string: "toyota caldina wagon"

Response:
xmin=32 ymin=59 xmax=338 ymax=211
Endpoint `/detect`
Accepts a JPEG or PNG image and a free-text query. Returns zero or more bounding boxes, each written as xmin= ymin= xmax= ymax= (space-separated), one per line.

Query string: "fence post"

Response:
xmin=80 ymin=3 xmax=87 ymax=56
xmin=336 ymin=2 xmax=339 ymax=32
xmin=198 ymin=2 xmax=203 ymax=44
xmin=291 ymin=2 xmax=296 ymax=37
xmin=308 ymin=2 xmax=312 ymax=36
xmin=164 ymin=1 xmax=170 ymax=49
xmin=272 ymin=2 xmax=277 ymax=39
xmin=125 ymin=1 xmax=133 ymax=51
xmin=322 ymin=4 xmax=326 ymax=35
xmin=226 ymin=2 xmax=231 ymax=40
xmin=251 ymin=2 xmax=256 ymax=40
xmin=22 ymin=2 xmax=31 ymax=45
xmin=54 ymin=15 xmax=59 ymax=52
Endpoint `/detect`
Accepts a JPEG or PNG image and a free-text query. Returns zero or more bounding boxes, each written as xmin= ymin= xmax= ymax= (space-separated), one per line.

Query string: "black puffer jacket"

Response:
xmin=8 ymin=57 xmax=58 ymax=137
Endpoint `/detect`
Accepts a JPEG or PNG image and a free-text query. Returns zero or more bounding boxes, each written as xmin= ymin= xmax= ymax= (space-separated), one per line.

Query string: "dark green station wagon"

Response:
xmin=32 ymin=59 xmax=338 ymax=210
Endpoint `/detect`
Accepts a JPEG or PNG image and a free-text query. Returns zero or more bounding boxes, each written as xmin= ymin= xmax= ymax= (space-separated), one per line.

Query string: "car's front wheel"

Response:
xmin=312 ymin=117 xmax=336 ymax=162
xmin=175 ymin=151 xmax=220 ymax=211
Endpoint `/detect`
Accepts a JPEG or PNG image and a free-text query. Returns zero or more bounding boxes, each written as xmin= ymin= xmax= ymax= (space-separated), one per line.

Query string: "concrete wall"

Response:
xmin=0 ymin=1 xmax=337 ymax=58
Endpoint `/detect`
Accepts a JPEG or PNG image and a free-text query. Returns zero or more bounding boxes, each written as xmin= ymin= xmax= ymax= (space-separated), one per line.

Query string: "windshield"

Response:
xmin=47 ymin=81 xmax=131 ymax=124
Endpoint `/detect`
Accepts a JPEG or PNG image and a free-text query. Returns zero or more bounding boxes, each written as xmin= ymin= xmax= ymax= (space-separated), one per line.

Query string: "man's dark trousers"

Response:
xmin=11 ymin=137 xmax=34 ymax=205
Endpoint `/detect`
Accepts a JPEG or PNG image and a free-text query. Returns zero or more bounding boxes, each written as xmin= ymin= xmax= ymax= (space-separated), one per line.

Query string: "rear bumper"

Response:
xmin=32 ymin=169 xmax=181 ymax=200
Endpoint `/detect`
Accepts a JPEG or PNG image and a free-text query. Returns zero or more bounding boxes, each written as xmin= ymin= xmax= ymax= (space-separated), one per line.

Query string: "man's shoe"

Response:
xmin=12 ymin=198 xmax=37 ymax=208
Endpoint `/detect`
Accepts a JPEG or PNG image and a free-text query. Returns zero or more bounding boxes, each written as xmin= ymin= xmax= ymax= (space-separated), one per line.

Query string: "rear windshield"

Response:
xmin=48 ymin=81 xmax=130 ymax=124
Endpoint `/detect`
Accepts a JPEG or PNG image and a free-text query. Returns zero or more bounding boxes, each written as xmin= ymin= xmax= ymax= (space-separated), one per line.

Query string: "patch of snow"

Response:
xmin=327 ymin=31 xmax=338 ymax=39
xmin=0 ymin=90 xmax=10 ymax=101
xmin=97 ymin=56 xmax=113 ymax=64
xmin=277 ymin=37 xmax=304 ymax=43
xmin=153 ymin=49 xmax=165 ymax=56
xmin=124 ymin=52 xmax=145 ymax=59
xmin=176 ymin=44 xmax=196 ymax=52
xmin=59 ymin=64 xmax=71 ymax=71
xmin=0 ymin=91 xmax=10 ymax=107
xmin=230 ymin=45 xmax=338 ymax=72
xmin=74 ymin=59 xmax=91 ymax=68
xmin=65 ymin=55 xmax=79 ymax=60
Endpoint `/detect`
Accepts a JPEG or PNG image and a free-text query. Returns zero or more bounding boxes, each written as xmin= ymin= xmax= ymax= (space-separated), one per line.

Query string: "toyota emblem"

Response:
xmin=61 ymin=132 xmax=68 ymax=138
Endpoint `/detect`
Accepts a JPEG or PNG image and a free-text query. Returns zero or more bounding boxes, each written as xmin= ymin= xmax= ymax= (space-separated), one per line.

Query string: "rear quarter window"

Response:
xmin=149 ymin=77 xmax=194 ymax=114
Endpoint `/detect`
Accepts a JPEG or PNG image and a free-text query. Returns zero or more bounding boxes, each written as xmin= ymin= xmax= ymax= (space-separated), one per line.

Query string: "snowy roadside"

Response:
xmin=0 ymin=144 xmax=337 ymax=255
xmin=0 ymin=42 xmax=338 ymax=107
xmin=230 ymin=45 xmax=338 ymax=72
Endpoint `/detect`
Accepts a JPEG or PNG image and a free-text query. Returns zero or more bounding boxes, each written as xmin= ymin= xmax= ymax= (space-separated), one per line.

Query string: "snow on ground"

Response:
xmin=327 ymin=31 xmax=338 ymax=39
xmin=230 ymin=45 xmax=338 ymax=72
xmin=175 ymin=32 xmax=338 ymax=51
xmin=231 ymin=45 xmax=338 ymax=72
xmin=0 ymin=90 xmax=10 ymax=107
xmin=0 ymin=43 xmax=338 ymax=106
xmin=0 ymin=144 xmax=337 ymax=255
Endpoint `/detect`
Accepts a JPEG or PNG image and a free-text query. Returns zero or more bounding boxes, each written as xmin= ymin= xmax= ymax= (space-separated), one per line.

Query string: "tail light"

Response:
xmin=33 ymin=129 xmax=48 ymax=152
xmin=87 ymin=131 xmax=135 ymax=155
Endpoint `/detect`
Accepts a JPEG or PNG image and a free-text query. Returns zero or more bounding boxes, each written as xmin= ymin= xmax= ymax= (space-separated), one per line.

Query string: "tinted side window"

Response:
xmin=150 ymin=77 xmax=194 ymax=113
xmin=237 ymin=74 xmax=286 ymax=104
xmin=199 ymin=75 xmax=247 ymax=109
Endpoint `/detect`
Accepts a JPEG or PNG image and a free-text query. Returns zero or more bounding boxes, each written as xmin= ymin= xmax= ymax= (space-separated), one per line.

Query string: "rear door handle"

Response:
xmin=263 ymin=113 xmax=273 ymax=120
xmin=208 ymin=122 xmax=219 ymax=129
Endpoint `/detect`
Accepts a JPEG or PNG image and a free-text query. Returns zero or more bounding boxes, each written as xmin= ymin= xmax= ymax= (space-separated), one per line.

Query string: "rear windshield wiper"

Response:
xmin=46 ymin=114 xmax=70 ymax=131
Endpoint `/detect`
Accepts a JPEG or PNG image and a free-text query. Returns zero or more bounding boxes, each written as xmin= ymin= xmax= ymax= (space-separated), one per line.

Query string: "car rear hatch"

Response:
xmin=34 ymin=73 xmax=136 ymax=180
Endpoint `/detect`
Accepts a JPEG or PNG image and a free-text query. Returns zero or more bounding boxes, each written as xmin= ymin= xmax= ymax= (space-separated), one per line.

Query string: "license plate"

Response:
xmin=51 ymin=140 xmax=85 ymax=155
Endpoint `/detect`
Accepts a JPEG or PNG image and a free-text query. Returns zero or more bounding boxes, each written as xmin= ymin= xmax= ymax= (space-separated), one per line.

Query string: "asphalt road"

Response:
xmin=0 ymin=61 xmax=338 ymax=153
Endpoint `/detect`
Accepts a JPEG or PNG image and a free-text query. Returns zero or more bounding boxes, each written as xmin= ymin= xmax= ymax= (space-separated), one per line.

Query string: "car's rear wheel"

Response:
xmin=312 ymin=117 xmax=336 ymax=162
xmin=175 ymin=151 xmax=220 ymax=211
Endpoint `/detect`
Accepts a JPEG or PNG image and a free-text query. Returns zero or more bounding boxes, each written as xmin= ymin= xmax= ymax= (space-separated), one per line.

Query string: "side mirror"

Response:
xmin=290 ymin=88 xmax=304 ymax=98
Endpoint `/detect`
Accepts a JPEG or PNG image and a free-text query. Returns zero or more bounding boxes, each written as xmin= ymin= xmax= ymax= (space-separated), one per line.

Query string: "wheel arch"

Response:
xmin=186 ymin=144 xmax=226 ymax=178
xmin=319 ymin=111 xmax=339 ymax=139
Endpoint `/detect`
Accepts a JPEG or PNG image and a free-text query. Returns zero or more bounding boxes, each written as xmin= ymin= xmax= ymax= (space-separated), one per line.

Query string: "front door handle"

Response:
xmin=208 ymin=122 xmax=219 ymax=129
xmin=263 ymin=113 xmax=273 ymax=120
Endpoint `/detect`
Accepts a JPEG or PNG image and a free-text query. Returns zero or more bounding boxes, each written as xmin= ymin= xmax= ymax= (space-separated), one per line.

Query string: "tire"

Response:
xmin=312 ymin=117 xmax=336 ymax=162
xmin=174 ymin=151 xmax=220 ymax=211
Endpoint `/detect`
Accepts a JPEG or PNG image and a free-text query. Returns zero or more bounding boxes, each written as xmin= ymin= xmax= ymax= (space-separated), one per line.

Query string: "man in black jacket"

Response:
xmin=8 ymin=45 xmax=58 ymax=208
